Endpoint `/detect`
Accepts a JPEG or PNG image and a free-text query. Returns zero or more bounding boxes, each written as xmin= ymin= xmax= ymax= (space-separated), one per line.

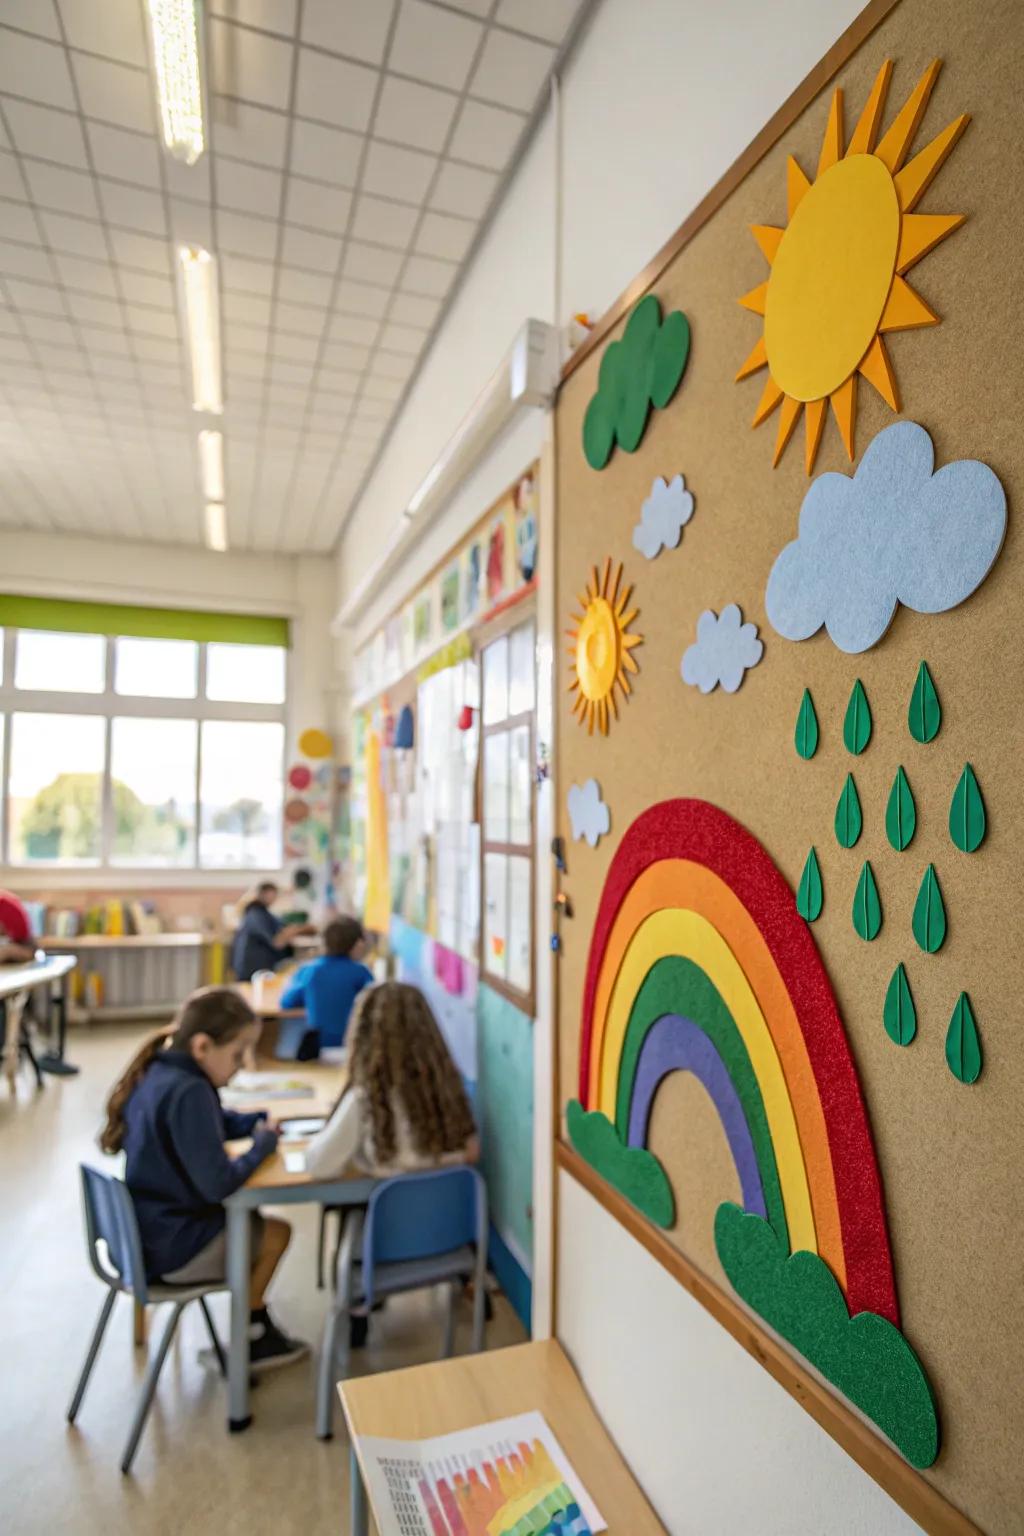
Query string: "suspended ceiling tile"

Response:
xmin=58 ymin=0 xmax=148 ymax=67
xmin=208 ymin=18 xmax=294 ymax=112
xmin=4 ymin=98 xmax=89 ymax=169
xmin=389 ymin=1 xmax=483 ymax=92
xmin=294 ymin=49 xmax=377 ymax=132
xmin=374 ymin=75 xmax=457 ymax=152
xmin=210 ymin=96 xmax=289 ymax=166
xmin=429 ymin=158 xmax=497 ymax=218
xmin=0 ymin=28 xmax=76 ymax=109
xmin=71 ymin=53 xmax=154 ymax=132
xmin=469 ymin=28 xmax=554 ymax=111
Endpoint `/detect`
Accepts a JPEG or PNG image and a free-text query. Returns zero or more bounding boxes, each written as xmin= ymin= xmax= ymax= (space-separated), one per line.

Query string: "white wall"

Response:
xmin=331 ymin=1 xmax=926 ymax=1527
xmin=558 ymin=1176 xmax=923 ymax=1536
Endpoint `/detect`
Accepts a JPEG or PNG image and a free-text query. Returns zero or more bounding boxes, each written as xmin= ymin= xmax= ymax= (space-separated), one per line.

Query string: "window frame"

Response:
xmin=477 ymin=609 xmax=536 ymax=1013
xmin=0 ymin=627 xmax=288 ymax=877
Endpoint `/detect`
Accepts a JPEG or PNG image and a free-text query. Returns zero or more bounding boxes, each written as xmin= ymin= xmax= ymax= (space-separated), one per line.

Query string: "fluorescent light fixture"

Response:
xmin=198 ymin=429 xmax=224 ymax=502
xmin=205 ymin=502 xmax=228 ymax=553
xmin=147 ymin=0 xmax=205 ymax=165
xmin=179 ymin=245 xmax=222 ymax=413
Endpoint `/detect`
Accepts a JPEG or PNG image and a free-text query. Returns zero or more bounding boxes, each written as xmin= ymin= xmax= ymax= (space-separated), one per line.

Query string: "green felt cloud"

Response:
xmin=566 ymin=1100 xmax=674 ymax=1228
xmin=715 ymin=1203 xmax=939 ymax=1468
xmin=582 ymin=294 xmax=691 ymax=470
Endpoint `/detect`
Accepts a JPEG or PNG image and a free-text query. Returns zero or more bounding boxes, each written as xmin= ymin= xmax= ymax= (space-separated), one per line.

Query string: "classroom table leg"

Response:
xmin=350 ymin=1446 xmax=369 ymax=1536
xmin=226 ymin=1201 xmax=253 ymax=1431
xmin=133 ymin=1300 xmax=146 ymax=1347
xmin=39 ymin=972 xmax=79 ymax=1076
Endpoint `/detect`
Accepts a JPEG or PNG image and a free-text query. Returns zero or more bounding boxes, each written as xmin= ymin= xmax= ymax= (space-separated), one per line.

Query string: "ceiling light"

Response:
xmin=179 ymin=245 xmax=222 ymax=413
xmin=198 ymin=429 xmax=224 ymax=502
xmin=146 ymin=0 xmax=205 ymax=165
xmin=204 ymin=502 xmax=228 ymax=553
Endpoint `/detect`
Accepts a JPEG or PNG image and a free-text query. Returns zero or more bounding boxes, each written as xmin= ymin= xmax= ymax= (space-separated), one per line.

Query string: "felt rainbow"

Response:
xmin=578 ymin=798 xmax=898 ymax=1325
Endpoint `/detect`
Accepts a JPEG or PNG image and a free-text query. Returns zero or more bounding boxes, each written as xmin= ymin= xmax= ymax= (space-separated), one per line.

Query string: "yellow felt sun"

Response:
xmin=567 ymin=557 xmax=643 ymax=736
xmin=737 ymin=59 xmax=969 ymax=472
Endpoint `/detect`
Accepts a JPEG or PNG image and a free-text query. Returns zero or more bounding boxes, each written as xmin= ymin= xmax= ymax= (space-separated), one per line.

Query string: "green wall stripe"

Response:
xmin=0 ymin=595 xmax=289 ymax=647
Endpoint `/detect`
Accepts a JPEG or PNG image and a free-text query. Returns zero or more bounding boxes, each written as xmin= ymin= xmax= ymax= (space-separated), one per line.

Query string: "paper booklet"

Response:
xmin=355 ymin=1409 xmax=606 ymax=1536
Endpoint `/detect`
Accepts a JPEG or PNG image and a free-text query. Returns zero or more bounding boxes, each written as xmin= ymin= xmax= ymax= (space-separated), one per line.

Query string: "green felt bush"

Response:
xmin=566 ymin=1100 xmax=674 ymax=1227
xmin=582 ymin=295 xmax=691 ymax=470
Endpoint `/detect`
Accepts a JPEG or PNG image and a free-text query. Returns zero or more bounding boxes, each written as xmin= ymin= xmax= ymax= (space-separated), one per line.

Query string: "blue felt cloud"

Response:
xmin=567 ymin=778 xmax=611 ymax=848
xmin=632 ymin=473 xmax=695 ymax=559
xmin=681 ymin=604 xmax=763 ymax=694
xmin=765 ymin=421 xmax=1007 ymax=655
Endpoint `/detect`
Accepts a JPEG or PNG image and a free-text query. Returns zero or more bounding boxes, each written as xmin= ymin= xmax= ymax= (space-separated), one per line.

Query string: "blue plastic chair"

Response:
xmin=67 ymin=1165 xmax=228 ymax=1474
xmin=316 ymin=1165 xmax=488 ymax=1438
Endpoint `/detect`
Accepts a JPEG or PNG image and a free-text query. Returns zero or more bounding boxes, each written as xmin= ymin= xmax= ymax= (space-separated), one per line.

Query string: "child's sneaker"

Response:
xmin=249 ymin=1308 xmax=309 ymax=1372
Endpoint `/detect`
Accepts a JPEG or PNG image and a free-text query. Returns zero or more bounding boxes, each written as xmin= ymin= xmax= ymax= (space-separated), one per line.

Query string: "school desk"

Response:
xmin=234 ymin=977 xmax=304 ymax=1060
xmin=339 ymin=1338 xmax=664 ymax=1536
xmin=0 ymin=953 xmax=78 ymax=1089
xmin=222 ymin=1060 xmax=376 ymax=1432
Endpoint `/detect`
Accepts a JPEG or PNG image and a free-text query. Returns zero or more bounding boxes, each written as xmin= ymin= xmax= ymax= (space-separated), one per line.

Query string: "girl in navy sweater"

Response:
xmin=100 ymin=987 xmax=306 ymax=1370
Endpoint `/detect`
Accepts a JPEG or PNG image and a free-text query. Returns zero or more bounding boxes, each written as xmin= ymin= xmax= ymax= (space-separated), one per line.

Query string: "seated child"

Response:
xmin=230 ymin=882 xmax=316 ymax=982
xmin=99 ymin=986 xmax=307 ymax=1370
xmin=279 ymin=915 xmax=373 ymax=1050
xmin=0 ymin=890 xmax=35 ymax=965
xmin=304 ymin=981 xmax=479 ymax=1180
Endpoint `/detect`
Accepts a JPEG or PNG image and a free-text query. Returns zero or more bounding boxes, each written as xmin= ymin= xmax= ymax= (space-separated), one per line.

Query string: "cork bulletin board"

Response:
xmin=552 ymin=1 xmax=1022 ymax=1530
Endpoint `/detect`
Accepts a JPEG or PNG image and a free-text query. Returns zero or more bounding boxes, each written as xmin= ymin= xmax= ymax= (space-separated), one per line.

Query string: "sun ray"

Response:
xmin=735 ymin=336 xmax=768 ymax=381
xmin=622 ymin=633 xmax=643 ymax=650
xmin=600 ymin=556 xmax=612 ymax=596
xmin=830 ymin=375 xmax=857 ymax=460
xmin=874 ymin=59 xmax=941 ymax=173
xmin=598 ymin=698 xmax=608 ymax=736
xmin=750 ymin=224 xmax=784 ymax=264
xmin=614 ymin=584 xmax=630 ymax=615
xmin=787 ymin=156 xmax=811 ymax=217
xmin=804 ymin=397 xmax=827 ymax=474
xmin=846 ymin=58 xmax=893 ymax=155
xmin=738 ymin=282 xmax=768 ymax=315
xmin=772 ymin=395 xmax=803 ymax=467
xmin=620 ymin=608 xmax=639 ymax=631
xmin=879 ymin=274 xmax=939 ymax=331
xmin=894 ymin=114 xmax=970 ymax=211
xmin=608 ymin=690 xmax=619 ymax=720
xmin=752 ymin=375 xmax=784 ymax=426
xmin=858 ymin=334 xmax=900 ymax=410
xmin=896 ymin=212 xmax=965 ymax=272
xmin=816 ymin=88 xmax=844 ymax=176
xmin=622 ymin=651 xmax=639 ymax=675
xmin=619 ymin=670 xmax=631 ymax=697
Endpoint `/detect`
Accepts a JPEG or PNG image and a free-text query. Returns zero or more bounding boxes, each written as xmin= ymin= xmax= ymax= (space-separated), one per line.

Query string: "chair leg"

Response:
xmin=198 ymin=1296 xmax=227 ymax=1378
xmin=67 ymin=1289 xmax=117 ymax=1423
xmin=441 ymin=1281 xmax=457 ymax=1359
xmin=316 ymin=1213 xmax=359 ymax=1440
xmin=121 ymin=1303 xmax=184 ymax=1475
xmin=316 ymin=1207 xmax=327 ymax=1290
xmin=471 ymin=1250 xmax=487 ymax=1355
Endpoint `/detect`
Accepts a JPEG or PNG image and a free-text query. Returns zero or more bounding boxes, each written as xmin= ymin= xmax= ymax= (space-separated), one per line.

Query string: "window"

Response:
xmin=480 ymin=618 xmax=535 ymax=1003
xmin=1 ymin=629 xmax=287 ymax=871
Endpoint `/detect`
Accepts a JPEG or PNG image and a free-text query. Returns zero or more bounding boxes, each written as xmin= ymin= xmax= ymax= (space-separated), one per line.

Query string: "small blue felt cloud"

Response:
xmin=681 ymin=604 xmax=763 ymax=694
xmin=567 ymin=779 xmax=611 ymax=847
xmin=632 ymin=473 xmax=695 ymax=559
xmin=765 ymin=421 xmax=1007 ymax=655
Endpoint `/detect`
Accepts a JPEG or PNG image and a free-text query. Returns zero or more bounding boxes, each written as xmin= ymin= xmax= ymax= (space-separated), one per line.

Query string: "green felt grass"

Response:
xmin=566 ymin=1100 xmax=674 ymax=1227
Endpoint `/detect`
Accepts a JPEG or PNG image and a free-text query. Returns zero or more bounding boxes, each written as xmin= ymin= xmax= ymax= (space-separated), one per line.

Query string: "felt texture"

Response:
xmin=588 ymin=856 xmax=844 ymax=1290
xmin=883 ymin=963 xmax=917 ymax=1046
xmin=566 ymin=1099 xmax=674 ymax=1227
xmin=885 ymin=766 xmax=916 ymax=851
xmin=715 ymin=1203 xmax=939 ymax=1469
xmin=945 ymin=993 xmax=982 ymax=1085
xmin=796 ymin=846 xmax=823 ymax=921
xmin=843 ymin=678 xmax=873 ymax=755
xmin=581 ymin=295 xmax=691 ymax=470
xmin=912 ymin=864 xmax=946 ymax=953
xmin=632 ymin=473 xmax=694 ymax=559
xmin=834 ymin=772 xmax=863 ymax=848
xmin=681 ymin=604 xmax=763 ymax=694
xmin=765 ymin=422 xmax=1007 ymax=653
xmin=602 ymin=910 xmax=813 ymax=1250
xmin=908 ymin=659 xmax=941 ymax=742
xmin=794 ymin=687 xmax=819 ymax=759
xmin=615 ymin=956 xmax=789 ymax=1245
xmin=626 ymin=1013 xmax=768 ymax=1220
xmin=578 ymin=800 xmax=896 ymax=1324
xmin=567 ymin=779 xmax=611 ymax=849
xmin=852 ymin=860 xmax=883 ymax=941
xmin=949 ymin=762 xmax=985 ymax=853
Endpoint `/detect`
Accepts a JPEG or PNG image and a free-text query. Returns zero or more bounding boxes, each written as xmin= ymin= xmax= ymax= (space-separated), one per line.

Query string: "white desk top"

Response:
xmin=0 ymin=953 xmax=77 ymax=1000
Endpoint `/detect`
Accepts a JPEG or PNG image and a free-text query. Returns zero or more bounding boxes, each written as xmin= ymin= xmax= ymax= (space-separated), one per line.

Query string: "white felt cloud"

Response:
xmin=765 ymin=421 xmax=1007 ymax=655
xmin=567 ymin=779 xmax=611 ymax=847
xmin=681 ymin=605 xmax=764 ymax=694
xmin=632 ymin=473 xmax=695 ymax=559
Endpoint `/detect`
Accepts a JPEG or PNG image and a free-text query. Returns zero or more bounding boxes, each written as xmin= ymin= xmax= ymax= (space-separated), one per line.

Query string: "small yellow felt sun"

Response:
xmin=738 ymin=58 xmax=969 ymax=472
xmin=567 ymin=557 xmax=643 ymax=735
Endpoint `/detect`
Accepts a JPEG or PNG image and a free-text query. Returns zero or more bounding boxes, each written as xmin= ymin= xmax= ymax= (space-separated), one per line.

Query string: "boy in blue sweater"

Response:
xmin=280 ymin=915 xmax=373 ymax=1050
xmin=100 ymin=987 xmax=306 ymax=1370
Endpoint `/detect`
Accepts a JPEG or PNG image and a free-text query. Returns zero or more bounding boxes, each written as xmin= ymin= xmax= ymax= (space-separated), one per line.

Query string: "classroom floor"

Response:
xmin=0 ymin=1025 xmax=527 ymax=1536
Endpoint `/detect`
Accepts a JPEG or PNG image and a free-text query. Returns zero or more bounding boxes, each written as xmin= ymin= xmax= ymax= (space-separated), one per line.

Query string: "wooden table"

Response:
xmin=339 ymin=1338 xmax=664 ymax=1535
xmin=222 ymin=1060 xmax=376 ymax=1432
xmin=1 ymin=953 xmax=78 ymax=1090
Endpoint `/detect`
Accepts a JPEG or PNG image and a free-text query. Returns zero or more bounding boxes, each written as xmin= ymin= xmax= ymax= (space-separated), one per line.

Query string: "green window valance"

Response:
xmin=0 ymin=596 xmax=289 ymax=648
